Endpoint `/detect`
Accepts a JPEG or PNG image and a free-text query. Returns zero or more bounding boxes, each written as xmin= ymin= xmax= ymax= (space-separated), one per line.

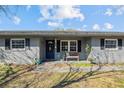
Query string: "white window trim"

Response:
xmin=60 ymin=40 xmax=78 ymax=52
xmin=104 ymin=39 xmax=118 ymax=50
xmin=11 ymin=38 xmax=25 ymax=50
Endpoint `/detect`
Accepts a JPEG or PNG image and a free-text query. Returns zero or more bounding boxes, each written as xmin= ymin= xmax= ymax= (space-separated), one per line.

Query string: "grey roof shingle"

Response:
xmin=0 ymin=31 xmax=124 ymax=37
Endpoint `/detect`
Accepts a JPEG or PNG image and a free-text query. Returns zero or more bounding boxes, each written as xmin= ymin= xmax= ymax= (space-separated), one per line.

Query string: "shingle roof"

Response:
xmin=0 ymin=31 xmax=124 ymax=37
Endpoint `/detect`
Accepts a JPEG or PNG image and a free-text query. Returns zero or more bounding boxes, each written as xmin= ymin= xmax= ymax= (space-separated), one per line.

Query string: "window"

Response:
xmin=61 ymin=41 xmax=68 ymax=51
xmin=105 ymin=39 xmax=117 ymax=49
xmin=61 ymin=40 xmax=77 ymax=52
xmin=70 ymin=41 xmax=77 ymax=51
xmin=11 ymin=39 xmax=25 ymax=50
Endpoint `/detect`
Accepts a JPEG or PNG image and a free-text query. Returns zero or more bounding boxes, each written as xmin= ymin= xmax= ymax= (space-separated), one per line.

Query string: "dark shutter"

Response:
xmin=5 ymin=39 xmax=10 ymax=50
xmin=100 ymin=39 xmax=104 ymax=50
xmin=57 ymin=40 xmax=60 ymax=52
xmin=78 ymin=40 xmax=81 ymax=52
xmin=25 ymin=38 xmax=30 ymax=49
xmin=118 ymin=39 xmax=122 ymax=50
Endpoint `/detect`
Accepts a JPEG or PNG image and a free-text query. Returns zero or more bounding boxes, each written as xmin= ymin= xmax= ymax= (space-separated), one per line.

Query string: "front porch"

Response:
xmin=40 ymin=36 xmax=91 ymax=62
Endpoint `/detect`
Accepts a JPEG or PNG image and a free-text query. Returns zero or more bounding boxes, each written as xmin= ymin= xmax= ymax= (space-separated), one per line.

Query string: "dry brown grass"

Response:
xmin=1 ymin=71 xmax=124 ymax=88
xmin=1 ymin=64 xmax=124 ymax=88
xmin=66 ymin=71 xmax=124 ymax=88
xmin=54 ymin=63 xmax=68 ymax=68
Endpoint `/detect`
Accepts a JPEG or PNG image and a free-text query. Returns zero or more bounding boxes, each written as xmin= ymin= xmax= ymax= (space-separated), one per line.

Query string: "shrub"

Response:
xmin=88 ymin=57 xmax=96 ymax=64
xmin=0 ymin=64 xmax=14 ymax=80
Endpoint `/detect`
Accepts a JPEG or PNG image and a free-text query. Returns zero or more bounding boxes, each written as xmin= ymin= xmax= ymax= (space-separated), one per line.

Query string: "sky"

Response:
xmin=0 ymin=5 xmax=124 ymax=32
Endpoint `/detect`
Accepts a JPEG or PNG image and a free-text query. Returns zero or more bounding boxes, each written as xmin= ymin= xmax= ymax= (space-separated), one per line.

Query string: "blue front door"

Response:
xmin=46 ymin=40 xmax=55 ymax=59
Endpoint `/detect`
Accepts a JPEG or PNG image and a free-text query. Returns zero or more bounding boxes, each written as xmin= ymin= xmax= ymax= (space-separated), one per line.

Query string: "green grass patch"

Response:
xmin=0 ymin=64 xmax=14 ymax=82
xmin=70 ymin=62 xmax=93 ymax=67
xmin=0 ymin=63 xmax=33 ymax=83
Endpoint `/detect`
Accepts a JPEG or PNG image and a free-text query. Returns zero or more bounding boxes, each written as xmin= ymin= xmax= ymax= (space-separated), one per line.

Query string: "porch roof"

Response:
xmin=0 ymin=31 xmax=124 ymax=37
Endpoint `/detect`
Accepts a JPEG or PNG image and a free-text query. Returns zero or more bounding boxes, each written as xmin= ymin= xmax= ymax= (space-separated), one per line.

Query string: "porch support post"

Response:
xmin=55 ymin=38 xmax=57 ymax=49
xmin=55 ymin=38 xmax=57 ymax=60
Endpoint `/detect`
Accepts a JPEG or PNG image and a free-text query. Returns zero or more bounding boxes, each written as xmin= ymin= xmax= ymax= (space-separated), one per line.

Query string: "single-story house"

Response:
xmin=0 ymin=31 xmax=124 ymax=64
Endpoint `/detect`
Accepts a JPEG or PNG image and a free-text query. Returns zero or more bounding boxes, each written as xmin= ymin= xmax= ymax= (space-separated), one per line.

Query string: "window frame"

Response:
xmin=104 ymin=39 xmax=118 ymax=50
xmin=61 ymin=40 xmax=68 ymax=52
xmin=11 ymin=38 xmax=25 ymax=50
xmin=70 ymin=40 xmax=77 ymax=52
xmin=61 ymin=40 xmax=78 ymax=52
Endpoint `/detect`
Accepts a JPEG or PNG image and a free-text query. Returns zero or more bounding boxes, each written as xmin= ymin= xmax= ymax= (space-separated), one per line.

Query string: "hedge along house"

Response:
xmin=0 ymin=31 xmax=124 ymax=64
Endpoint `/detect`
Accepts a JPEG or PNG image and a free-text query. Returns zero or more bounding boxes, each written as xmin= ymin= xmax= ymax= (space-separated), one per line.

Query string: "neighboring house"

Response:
xmin=0 ymin=31 xmax=124 ymax=64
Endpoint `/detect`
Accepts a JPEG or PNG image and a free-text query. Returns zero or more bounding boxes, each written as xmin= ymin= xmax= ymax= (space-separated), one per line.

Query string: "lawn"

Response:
xmin=1 ymin=63 xmax=124 ymax=88
xmin=70 ymin=62 xmax=124 ymax=68
xmin=70 ymin=62 xmax=93 ymax=67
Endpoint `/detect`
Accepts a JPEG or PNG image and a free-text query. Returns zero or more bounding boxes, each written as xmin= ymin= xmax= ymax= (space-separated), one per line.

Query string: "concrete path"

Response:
xmin=33 ymin=62 xmax=124 ymax=73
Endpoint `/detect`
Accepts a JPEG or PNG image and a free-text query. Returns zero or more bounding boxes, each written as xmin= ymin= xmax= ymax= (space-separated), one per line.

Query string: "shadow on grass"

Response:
xmin=0 ymin=65 xmax=36 ymax=88
xmin=52 ymin=63 xmax=102 ymax=88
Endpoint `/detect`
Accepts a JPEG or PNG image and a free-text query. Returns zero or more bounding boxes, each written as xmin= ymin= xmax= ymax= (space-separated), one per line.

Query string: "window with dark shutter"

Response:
xmin=5 ymin=39 xmax=10 ymax=50
xmin=100 ymin=39 xmax=104 ymax=50
xmin=118 ymin=39 xmax=122 ymax=50
xmin=25 ymin=38 xmax=30 ymax=49
xmin=57 ymin=40 xmax=60 ymax=52
xmin=78 ymin=40 xmax=81 ymax=52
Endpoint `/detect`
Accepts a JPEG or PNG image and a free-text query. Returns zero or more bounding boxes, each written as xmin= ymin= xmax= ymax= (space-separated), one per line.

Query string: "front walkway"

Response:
xmin=33 ymin=61 xmax=124 ymax=73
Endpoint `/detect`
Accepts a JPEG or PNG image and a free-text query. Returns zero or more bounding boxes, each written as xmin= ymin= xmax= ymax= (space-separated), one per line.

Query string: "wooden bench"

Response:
xmin=65 ymin=52 xmax=79 ymax=61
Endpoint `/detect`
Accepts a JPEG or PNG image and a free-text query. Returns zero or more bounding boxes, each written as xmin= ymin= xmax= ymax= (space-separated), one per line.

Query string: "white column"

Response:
xmin=55 ymin=38 xmax=57 ymax=60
